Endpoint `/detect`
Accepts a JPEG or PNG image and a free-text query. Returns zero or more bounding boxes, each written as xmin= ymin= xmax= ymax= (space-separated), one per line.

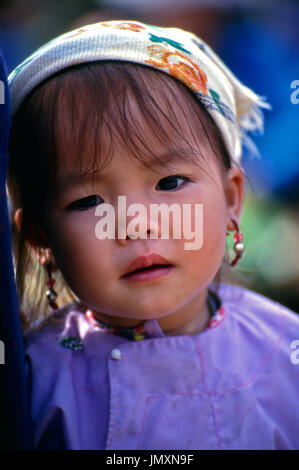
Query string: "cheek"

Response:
xmin=204 ymin=202 xmax=227 ymax=246
xmin=177 ymin=201 xmax=227 ymax=282
xmin=47 ymin=214 xmax=114 ymax=279
xmin=174 ymin=185 xmax=227 ymax=249
xmin=49 ymin=214 xmax=91 ymax=252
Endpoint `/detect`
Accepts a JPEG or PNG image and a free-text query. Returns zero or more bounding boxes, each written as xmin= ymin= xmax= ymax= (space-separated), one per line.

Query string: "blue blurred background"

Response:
xmin=1 ymin=0 xmax=298 ymax=312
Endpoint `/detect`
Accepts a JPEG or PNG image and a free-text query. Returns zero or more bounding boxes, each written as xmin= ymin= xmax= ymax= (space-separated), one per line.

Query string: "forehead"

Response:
xmin=52 ymin=62 xmax=216 ymax=179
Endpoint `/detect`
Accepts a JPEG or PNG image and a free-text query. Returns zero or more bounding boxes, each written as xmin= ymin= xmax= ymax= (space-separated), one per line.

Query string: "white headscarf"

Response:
xmin=8 ymin=20 xmax=270 ymax=165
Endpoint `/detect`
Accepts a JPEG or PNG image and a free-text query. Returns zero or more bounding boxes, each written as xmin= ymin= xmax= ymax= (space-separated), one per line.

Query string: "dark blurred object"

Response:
xmin=0 ymin=49 xmax=31 ymax=449
xmin=218 ymin=8 xmax=299 ymax=205
xmin=0 ymin=0 xmax=95 ymax=72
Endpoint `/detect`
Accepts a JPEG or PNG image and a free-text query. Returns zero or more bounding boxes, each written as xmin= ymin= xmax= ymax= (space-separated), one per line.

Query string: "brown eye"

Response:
xmin=67 ymin=195 xmax=103 ymax=211
xmin=156 ymin=175 xmax=192 ymax=191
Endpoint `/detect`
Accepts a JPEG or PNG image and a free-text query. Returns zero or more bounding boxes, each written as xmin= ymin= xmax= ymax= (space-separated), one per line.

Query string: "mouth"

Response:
xmin=121 ymin=253 xmax=174 ymax=283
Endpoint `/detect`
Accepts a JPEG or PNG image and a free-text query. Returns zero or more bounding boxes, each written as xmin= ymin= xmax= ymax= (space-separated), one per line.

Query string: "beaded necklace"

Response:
xmin=85 ymin=290 xmax=222 ymax=341
xmin=86 ymin=309 xmax=149 ymax=341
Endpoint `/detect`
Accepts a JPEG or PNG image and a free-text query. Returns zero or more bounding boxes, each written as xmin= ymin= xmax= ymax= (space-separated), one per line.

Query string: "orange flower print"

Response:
xmin=60 ymin=21 xmax=146 ymax=43
xmin=60 ymin=22 xmax=113 ymax=42
xmin=61 ymin=27 xmax=90 ymax=42
xmin=101 ymin=21 xmax=146 ymax=33
xmin=145 ymin=45 xmax=208 ymax=95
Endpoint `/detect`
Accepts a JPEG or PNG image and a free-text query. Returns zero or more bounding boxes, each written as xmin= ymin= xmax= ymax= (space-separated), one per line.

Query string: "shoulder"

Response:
xmin=24 ymin=303 xmax=86 ymax=380
xmin=203 ymin=284 xmax=299 ymax=449
xmin=24 ymin=301 xmax=87 ymax=352
xmin=207 ymin=282 xmax=299 ymax=375
xmin=24 ymin=301 xmax=126 ymax=378
xmin=23 ymin=302 xmax=118 ymax=449
xmin=216 ymin=282 xmax=299 ymax=332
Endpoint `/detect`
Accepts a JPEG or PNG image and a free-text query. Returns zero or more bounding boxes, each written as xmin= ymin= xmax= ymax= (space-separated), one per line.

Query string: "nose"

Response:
xmin=116 ymin=196 xmax=160 ymax=245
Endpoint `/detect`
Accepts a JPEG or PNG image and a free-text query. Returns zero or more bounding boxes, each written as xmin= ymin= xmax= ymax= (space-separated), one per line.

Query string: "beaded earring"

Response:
xmin=229 ymin=219 xmax=245 ymax=267
xmin=45 ymin=261 xmax=59 ymax=310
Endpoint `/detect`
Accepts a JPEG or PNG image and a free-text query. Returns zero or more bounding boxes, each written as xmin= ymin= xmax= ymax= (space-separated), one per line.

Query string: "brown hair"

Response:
xmin=7 ymin=61 xmax=235 ymax=330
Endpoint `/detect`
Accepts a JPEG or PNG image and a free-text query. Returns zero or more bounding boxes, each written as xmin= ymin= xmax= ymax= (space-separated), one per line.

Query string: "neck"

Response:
xmin=80 ymin=289 xmax=212 ymax=337
xmin=157 ymin=291 xmax=211 ymax=336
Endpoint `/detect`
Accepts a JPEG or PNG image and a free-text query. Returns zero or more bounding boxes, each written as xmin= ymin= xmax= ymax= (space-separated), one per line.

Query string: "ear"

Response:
xmin=14 ymin=208 xmax=58 ymax=271
xmin=224 ymin=165 xmax=245 ymax=231
xmin=14 ymin=208 xmax=49 ymax=248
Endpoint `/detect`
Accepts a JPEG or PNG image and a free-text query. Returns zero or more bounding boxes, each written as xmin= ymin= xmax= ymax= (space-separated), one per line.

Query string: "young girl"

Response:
xmin=7 ymin=20 xmax=299 ymax=450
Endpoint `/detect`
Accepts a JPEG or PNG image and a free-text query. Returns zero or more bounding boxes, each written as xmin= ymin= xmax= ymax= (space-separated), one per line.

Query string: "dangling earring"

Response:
xmin=45 ymin=261 xmax=59 ymax=310
xmin=229 ymin=219 xmax=244 ymax=267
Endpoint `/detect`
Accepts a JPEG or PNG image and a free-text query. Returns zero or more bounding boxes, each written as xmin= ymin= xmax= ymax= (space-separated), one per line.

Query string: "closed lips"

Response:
xmin=125 ymin=264 xmax=172 ymax=276
xmin=121 ymin=253 xmax=173 ymax=278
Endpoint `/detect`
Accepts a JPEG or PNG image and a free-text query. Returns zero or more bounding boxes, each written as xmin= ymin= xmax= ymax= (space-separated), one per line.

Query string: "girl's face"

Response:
xmin=37 ymin=76 xmax=244 ymax=333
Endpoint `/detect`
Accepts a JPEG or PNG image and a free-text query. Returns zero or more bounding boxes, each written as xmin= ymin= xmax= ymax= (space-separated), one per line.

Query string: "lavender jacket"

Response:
xmin=24 ymin=283 xmax=299 ymax=450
